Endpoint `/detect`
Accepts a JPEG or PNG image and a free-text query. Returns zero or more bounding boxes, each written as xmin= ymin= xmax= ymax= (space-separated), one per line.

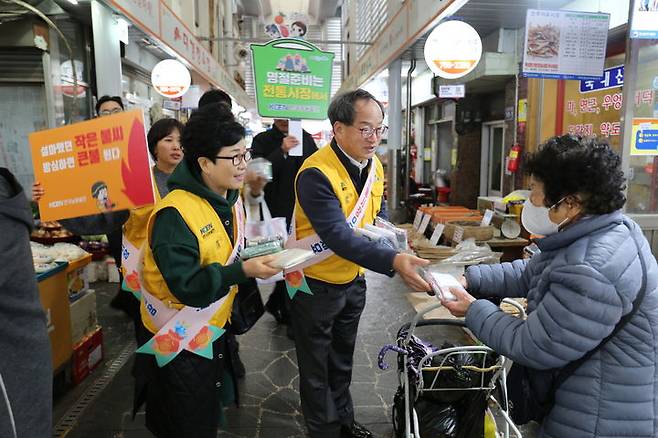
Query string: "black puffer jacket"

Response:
xmin=0 ymin=168 xmax=52 ymax=438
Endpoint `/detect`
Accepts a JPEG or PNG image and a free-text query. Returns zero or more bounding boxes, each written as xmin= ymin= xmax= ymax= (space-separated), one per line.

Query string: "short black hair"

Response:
xmin=524 ymin=135 xmax=626 ymax=214
xmin=182 ymin=103 xmax=245 ymax=173
xmin=91 ymin=181 xmax=107 ymax=197
xmin=147 ymin=118 xmax=184 ymax=160
xmin=95 ymin=95 xmax=124 ymax=115
xmin=198 ymin=89 xmax=232 ymax=109
xmin=328 ymin=89 xmax=384 ymax=126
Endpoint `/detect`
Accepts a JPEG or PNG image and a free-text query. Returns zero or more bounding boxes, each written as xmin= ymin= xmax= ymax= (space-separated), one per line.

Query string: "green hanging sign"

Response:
xmin=251 ymin=38 xmax=334 ymax=120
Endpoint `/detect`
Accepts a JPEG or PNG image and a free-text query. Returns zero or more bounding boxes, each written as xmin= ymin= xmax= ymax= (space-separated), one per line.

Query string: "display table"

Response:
xmin=485 ymin=237 xmax=529 ymax=262
xmin=37 ymin=262 xmax=72 ymax=373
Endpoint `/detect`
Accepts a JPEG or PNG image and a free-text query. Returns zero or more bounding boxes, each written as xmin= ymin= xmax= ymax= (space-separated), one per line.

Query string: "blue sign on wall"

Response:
xmin=635 ymin=129 xmax=658 ymax=151
xmin=579 ymin=65 xmax=624 ymax=93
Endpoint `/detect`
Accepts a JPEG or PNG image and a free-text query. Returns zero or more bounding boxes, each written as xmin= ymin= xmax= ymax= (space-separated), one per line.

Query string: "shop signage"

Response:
xmin=505 ymin=106 xmax=515 ymax=121
xmin=251 ymin=38 xmax=334 ymax=120
xmin=107 ymin=0 xmax=159 ymax=32
xmin=579 ymin=65 xmax=624 ymax=93
xmin=424 ymin=20 xmax=482 ymax=79
xmin=631 ymin=118 xmax=658 ymax=156
xmin=162 ymin=100 xmax=181 ymax=110
xmin=339 ymin=0 xmax=462 ymax=93
xmin=630 ymin=0 xmax=658 ymax=39
xmin=29 ymin=110 xmax=154 ymax=221
xmin=151 ymin=59 xmax=191 ymax=98
xmin=518 ymin=99 xmax=528 ymax=123
xmin=522 ymin=9 xmax=610 ymax=80
xmin=438 ymin=85 xmax=465 ymax=98
xmin=159 ymin=5 xmax=218 ymax=85
xmin=106 ymin=0 xmax=252 ymax=109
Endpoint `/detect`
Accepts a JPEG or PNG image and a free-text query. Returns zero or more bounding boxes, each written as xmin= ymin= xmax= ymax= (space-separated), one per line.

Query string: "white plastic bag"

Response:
xmin=244 ymin=195 xmax=286 ymax=283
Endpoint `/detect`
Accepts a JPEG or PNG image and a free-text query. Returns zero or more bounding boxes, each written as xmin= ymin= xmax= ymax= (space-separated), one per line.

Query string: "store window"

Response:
xmin=625 ymin=39 xmax=658 ymax=213
xmin=51 ymin=17 xmax=93 ymax=124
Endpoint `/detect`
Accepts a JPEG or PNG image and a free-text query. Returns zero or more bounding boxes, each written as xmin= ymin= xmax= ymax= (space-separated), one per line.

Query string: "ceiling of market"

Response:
xmin=236 ymin=0 xmax=341 ymax=24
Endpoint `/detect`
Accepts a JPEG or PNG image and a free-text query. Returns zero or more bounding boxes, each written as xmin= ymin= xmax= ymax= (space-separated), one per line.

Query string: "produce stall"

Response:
xmin=32 ymin=240 xmax=101 ymax=382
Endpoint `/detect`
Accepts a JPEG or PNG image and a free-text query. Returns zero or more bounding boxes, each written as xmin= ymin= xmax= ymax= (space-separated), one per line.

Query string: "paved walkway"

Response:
xmin=54 ymin=272 xmax=537 ymax=437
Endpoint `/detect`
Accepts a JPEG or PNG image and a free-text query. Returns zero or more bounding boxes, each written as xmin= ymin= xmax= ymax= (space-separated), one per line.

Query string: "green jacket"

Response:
xmin=150 ymin=159 xmax=248 ymax=308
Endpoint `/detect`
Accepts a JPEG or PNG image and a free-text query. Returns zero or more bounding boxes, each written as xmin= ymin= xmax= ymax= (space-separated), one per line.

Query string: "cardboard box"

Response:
xmin=71 ymin=326 xmax=103 ymax=385
xmin=477 ymin=196 xmax=506 ymax=214
xmin=69 ymin=289 xmax=98 ymax=345
xmin=66 ymin=254 xmax=92 ymax=295
xmin=37 ymin=262 xmax=73 ymax=372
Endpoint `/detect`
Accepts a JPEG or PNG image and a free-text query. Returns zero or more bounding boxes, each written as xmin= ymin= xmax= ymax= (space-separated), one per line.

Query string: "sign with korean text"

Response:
xmin=518 ymin=99 xmax=528 ymax=123
xmin=631 ymin=119 xmax=658 ymax=156
xmin=580 ymin=65 xmax=624 ymax=93
xmin=251 ymin=38 xmax=334 ymax=120
xmin=424 ymin=21 xmax=482 ymax=79
xmin=108 ymin=0 xmax=159 ymax=32
xmin=159 ymin=4 xmax=217 ymax=86
xmin=523 ymin=9 xmax=610 ymax=80
xmin=631 ymin=0 xmax=658 ymax=39
xmin=151 ymin=59 xmax=191 ymax=98
xmin=439 ymin=85 xmax=465 ymax=99
xmin=29 ymin=110 xmax=154 ymax=221
xmin=562 ymin=56 xmax=626 ymax=150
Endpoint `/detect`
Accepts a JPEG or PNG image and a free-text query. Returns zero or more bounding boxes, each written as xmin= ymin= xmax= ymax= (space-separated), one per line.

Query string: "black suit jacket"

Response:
xmin=250 ymin=125 xmax=318 ymax=226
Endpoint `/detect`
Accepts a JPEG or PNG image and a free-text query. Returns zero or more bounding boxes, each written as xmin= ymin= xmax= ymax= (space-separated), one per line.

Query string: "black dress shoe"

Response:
xmin=265 ymin=299 xmax=284 ymax=323
xmin=340 ymin=421 xmax=373 ymax=438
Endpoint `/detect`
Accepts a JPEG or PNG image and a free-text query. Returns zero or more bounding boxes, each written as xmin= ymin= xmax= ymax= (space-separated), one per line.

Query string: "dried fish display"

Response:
xmin=526 ymin=24 xmax=560 ymax=58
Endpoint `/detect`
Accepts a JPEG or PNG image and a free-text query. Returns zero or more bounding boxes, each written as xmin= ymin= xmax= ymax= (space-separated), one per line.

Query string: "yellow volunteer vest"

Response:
xmin=140 ymin=189 xmax=238 ymax=334
xmin=121 ymin=168 xmax=162 ymax=265
xmin=294 ymin=144 xmax=385 ymax=284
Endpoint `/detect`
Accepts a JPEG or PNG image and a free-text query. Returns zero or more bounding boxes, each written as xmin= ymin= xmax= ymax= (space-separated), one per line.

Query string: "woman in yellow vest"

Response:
xmin=136 ymin=103 xmax=281 ymax=438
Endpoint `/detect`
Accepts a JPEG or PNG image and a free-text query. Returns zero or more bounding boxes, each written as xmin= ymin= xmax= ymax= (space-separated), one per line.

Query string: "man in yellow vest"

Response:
xmin=288 ymin=89 xmax=431 ymax=438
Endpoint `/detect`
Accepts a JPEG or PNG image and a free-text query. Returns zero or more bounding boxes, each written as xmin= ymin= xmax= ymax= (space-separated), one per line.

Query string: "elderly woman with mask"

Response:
xmin=443 ymin=135 xmax=658 ymax=438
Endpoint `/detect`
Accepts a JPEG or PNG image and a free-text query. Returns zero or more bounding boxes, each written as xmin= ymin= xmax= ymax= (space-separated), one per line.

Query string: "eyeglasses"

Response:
xmin=357 ymin=125 xmax=388 ymax=139
xmin=215 ymin=150 xmax=252 ymax=166
xmin=99 ymin=108 xmax=123 ymax=116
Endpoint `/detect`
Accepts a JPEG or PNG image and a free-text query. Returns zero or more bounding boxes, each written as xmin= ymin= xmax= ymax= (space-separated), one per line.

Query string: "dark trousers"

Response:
xmin=290 ymin=276 xmax=367 ymax=438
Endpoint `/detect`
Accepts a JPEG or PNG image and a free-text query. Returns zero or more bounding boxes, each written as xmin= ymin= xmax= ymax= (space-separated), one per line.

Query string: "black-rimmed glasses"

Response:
xmin=358 ymin=125 xmax=388 ymax=138
xmin=215 ymin=150 xmax=252 ymax=166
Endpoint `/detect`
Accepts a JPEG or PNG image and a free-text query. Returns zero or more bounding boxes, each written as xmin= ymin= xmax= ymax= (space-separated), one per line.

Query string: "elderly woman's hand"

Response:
xmin=441 ymin=286 xmax=476 ymax=318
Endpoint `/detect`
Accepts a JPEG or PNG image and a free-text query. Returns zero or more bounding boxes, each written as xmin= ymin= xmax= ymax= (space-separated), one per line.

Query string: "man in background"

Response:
xmin=251 ymin=119 xmax=317 ymax=327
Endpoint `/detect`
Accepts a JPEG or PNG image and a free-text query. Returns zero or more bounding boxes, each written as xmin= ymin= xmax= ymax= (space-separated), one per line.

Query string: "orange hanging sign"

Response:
xmin=29 ymin=110 xmax=155 ymax=221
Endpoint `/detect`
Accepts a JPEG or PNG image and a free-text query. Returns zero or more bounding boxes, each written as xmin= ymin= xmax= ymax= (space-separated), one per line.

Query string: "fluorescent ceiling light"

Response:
xmin=67 ymin=0 xmax=79 ymax=4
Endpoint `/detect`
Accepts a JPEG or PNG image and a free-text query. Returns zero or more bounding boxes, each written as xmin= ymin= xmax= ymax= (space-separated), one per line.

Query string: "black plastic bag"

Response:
xmin=416 ymin=399 xmax=458 ymax=438
xmin=454 ymin=391 xmax=487 ymax=438
xmin=392 ymin=387 xmax=458 ymax=438
xmin=421 ymin=342 xmax=477 ymax=403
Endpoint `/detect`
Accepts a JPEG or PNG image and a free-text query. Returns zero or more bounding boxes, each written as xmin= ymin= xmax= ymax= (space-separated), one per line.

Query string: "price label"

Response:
xmin=453 ymin=226 xmax=464 ymax=244
xmin=413 ymin=210 xmax=423 ymax=230
xmin=481 ymin=209 xmax=494 ymax=226
xmin=418 ymin=214 xmax=432 ymax=234
xmin=429 ymin=224 xmax=445 ymax=246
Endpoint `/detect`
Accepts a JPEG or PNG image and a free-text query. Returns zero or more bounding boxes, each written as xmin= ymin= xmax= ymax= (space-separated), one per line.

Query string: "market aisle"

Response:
xmin=53 ymin=272 xmax=494 ymax=437
xmin=51 ymin=273 xmax=417 ymax=437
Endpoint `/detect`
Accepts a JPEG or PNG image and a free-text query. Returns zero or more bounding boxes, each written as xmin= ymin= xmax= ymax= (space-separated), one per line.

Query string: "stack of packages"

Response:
xmin=357 ymin=217 xmax=409 ymax=252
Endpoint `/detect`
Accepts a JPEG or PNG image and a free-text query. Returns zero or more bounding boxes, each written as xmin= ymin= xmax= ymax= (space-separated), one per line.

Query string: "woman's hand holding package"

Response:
xmin=441 ymin=286 xmax=476 ymax=318
xmin=242 ymin=254 xmax=281 ymax=279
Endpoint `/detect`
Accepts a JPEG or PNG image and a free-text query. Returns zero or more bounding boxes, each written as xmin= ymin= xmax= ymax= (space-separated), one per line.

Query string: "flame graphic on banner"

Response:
xmin=121 ymin=118 xmax=153 ymax=206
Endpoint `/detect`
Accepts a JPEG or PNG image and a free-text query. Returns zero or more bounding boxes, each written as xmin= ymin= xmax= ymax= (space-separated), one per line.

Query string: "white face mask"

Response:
xmin=521 ymin=197 xmax=568 ymax=236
